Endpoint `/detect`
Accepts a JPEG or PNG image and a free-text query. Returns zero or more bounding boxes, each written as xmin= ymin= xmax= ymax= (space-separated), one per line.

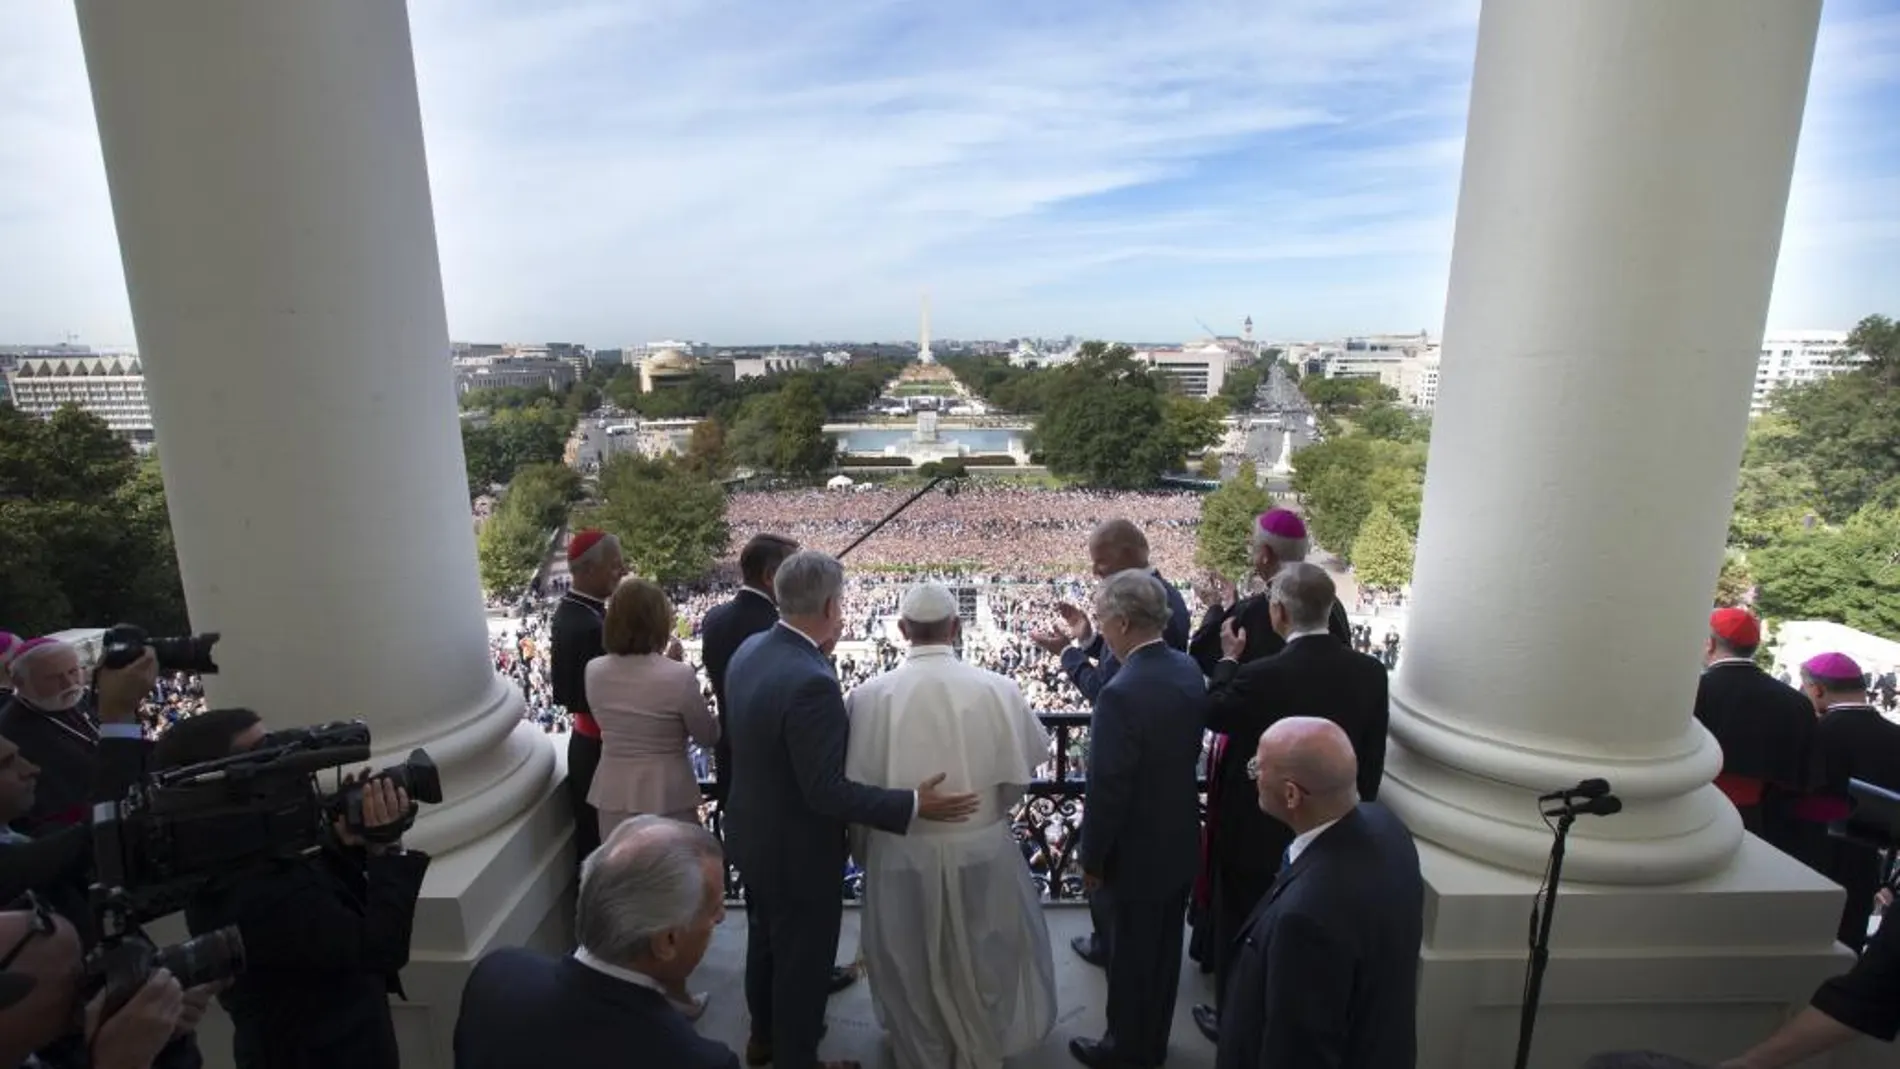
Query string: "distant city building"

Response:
xmin=590 ymin=348 xmax=626 ymax=369
xmin=1398 ymin=355 xmax=1441 ymax=412
xmin=730 ymin=352 xmax=821 ymax=380
xmin=1753 ymin=330 xmax=1861 ymax=414
xmin=452 ymin=356 xmax=576 ymax=396
xmin=1140 ymin=343 xmax=1229 ymax=399
xmin=5 ymin=353 xmax=154 ymax=442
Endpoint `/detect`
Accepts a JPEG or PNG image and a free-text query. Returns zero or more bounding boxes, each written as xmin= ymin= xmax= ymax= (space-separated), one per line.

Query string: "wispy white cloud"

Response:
xmin=0 ymin=0 xmax=1892 ymax=346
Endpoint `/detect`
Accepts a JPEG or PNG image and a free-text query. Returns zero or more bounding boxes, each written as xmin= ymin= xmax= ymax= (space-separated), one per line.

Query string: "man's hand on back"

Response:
xmin=95 ymin=648 xmax=159 ymax=725
xmin=915 ymin=773 xmax=980 ymax=823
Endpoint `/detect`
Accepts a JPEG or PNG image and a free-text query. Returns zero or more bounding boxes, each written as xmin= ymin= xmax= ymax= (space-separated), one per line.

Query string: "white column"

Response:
xmin=73 ymin=0 xmax=552 ymax=858
xmin=1384 ymin=0 xmax=1823 ymax=884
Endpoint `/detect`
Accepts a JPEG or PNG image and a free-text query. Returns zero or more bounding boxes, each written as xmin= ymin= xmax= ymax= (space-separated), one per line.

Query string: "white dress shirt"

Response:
xmin=572 ymin=947 xmax=668 ymax=995
xmin=1286 ymin=815 xmax=1343 ymax=868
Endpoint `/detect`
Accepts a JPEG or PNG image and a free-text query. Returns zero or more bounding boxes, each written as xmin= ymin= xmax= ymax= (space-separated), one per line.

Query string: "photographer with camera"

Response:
xmin=159 ymin=712 xmax=430 ymax=1069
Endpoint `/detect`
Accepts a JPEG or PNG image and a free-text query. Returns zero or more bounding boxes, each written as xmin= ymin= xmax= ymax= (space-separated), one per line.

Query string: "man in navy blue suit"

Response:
xmin=724 ymin=550 xmax=981 ymax=1069
xmin=1029 ymin=519 xmax=1193 ymax=970
xmin=1069 ymin=569 xmax=1209 ymax=1069
xmin=454 ymin=816 xmax=739 ymax=1069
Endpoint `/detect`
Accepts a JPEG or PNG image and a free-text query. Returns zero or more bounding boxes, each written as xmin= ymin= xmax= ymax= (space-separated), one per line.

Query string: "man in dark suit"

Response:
xmin=1692 ymin=608 xmax=1812 ymax=854
xmin=1069 ymin=569 xmax=1209 ymax=1069
xmin=700 ymin=533 xmax=799 ymax=802
xmin=1029 ymin=519 xmax=1192 ymax=701
xmin=1720 ymin=890 xmax=1900 ymax=1067
xmin=455 ymin=816 xmax=739 ymax=1069
xmin=1217 ymin=717 xmax=1422 ymax=1069
xmin=550 ymin=529 xmax=626 ymax=869
xmin=1028 ymin=519 xmax=1193 ymax=969
xmin=1189 ymin=508 xmax=1350 ymax=675
xmin=1193 ymin=562 xmax=1389 ymax=1043
xmin=0 ymin=637 xmax=110 ymax=838
xmin=723 ymin=550 xmax=980 ymax=1069
xmin=1790 ymin=652 xmax=1900 ymax=952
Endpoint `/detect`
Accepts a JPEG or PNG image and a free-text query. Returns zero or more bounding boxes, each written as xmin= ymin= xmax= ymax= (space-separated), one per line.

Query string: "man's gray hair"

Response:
xmin=1251 ymin=524 xmax=1308 ymax=564
xmin=1269 ymin=562 xmax=1335 ymax=632
xmin=576 ymin=815 xmax=723 ymax=965
xmin=1094 ymin=569 xmax=1172 ymax=634
xmin=573 ymin=533 xmax=621 ymax=570
xmin=774 ymin=550 xmax=845 ymax=617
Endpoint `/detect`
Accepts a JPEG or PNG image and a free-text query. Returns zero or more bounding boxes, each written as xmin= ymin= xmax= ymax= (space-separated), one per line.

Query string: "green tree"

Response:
xmin=771 ymin=378 xmax=835 ymax=475
xmin=1157 ymin=394 xmax=1227 ymax=472
xmin=1714 ymin=549 xmax=1755 ymax=607
xmin=1756 ymin=314 xmax=1900 ymax=521
xmin=1218 ymin=364 xmax=1264 ymax=411
xmin=1350 ymin=503 xmax=1414 ymax=592
xmin=0 ymin=406 xmax=188 ymax=634
xmin=583 ymin=455 xmax=730 ymax=584
xmin=1753 ymin=504 xmax=1900 ymax=638
xmin=461 ymin=403 xmax=573 ymax=494
xmin=1196 ymin=460 xmax=1272 ymax=579
xmin=1032 ymin=342 xmax=1195 ymax=487
xmin=683 ymin=418 xmax=729 ymax=478
xmin=476 ymin=506 xmax=545 ymax=595
xmin=1197 ymin=451 xmax=1223 ymax=480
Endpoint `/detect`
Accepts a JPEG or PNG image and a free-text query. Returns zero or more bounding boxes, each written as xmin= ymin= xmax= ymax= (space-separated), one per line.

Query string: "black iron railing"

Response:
xmin=696 ymin=713 xmax=1208 ymax=904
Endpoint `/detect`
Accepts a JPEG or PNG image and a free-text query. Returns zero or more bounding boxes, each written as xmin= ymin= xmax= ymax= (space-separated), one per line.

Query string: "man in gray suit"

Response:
xmin=724 ymin=551 xmax=980 ymax=1069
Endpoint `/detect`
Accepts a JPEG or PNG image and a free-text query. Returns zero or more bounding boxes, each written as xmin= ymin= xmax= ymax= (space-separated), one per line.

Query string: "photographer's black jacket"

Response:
xmin=186 ymin=842 xmax=429 ymax=1069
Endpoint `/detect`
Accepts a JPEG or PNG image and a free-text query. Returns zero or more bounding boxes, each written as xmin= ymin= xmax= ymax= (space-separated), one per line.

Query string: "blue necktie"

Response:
xmin=1278 ymin=846 xmax=1292 ymax=874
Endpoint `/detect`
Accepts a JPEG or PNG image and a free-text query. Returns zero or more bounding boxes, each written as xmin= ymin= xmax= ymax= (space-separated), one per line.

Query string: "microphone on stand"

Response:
xmin=1537 ymin=778 xmax=1611 ymax=803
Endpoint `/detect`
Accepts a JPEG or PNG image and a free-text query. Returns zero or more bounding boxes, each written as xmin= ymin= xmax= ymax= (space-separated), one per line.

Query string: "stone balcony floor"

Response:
xmin=692 ymin=905 xmax=1219 ymax=1068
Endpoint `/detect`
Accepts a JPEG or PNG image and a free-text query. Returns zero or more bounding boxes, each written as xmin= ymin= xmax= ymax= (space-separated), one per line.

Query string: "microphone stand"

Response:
xmin=1514 ymin=787 xmax=1620 ymax=1069
xmin=835 ymin=470 xmax=963 ymax=561
xmin=1514 ymin=808 xmax=1575 ymax=1069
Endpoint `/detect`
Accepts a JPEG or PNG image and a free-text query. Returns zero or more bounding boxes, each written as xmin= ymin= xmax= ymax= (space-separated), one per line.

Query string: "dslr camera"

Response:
xmin=87 ymin=720 xmax=443 ymax=1013
xmin=99 ymin=622 xmax=222 ymax=675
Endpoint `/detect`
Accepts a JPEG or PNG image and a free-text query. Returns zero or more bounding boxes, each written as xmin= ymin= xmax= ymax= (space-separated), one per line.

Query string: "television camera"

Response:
xmin=86 ymin=720 xmax=442 ymax=1016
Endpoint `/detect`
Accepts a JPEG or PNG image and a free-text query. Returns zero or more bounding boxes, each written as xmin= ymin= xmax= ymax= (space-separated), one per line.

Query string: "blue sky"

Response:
xmin=0 ymin=0 xmax=1895 ymax=347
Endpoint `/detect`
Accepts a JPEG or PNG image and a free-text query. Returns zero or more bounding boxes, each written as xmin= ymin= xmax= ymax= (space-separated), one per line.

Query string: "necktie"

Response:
xmin=1278 ymin=846 xmax=1293 ymax=874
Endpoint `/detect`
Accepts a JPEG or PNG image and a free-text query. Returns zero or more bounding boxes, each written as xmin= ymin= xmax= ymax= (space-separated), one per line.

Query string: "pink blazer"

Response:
xmin=583 ymin=653 xmax=719 ymax=817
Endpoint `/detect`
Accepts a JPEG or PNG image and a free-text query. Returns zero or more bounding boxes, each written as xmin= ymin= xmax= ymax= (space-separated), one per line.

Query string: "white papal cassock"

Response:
xmin=845 ymin=643 xmax=1058 ymax=1069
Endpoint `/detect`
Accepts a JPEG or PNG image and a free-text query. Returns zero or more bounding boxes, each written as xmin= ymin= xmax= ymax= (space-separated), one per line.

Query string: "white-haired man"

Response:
xmin=1189 ymin=508 xmax=1350 ymax=675
xmin=845 ymin=583 xmax=1057 ymax=1069
xmin=455 ymin=815 xmax=737 ymax=1069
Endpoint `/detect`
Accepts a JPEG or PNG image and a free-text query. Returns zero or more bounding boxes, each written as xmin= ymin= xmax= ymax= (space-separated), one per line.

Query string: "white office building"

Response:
xmin=1751 ymin=330 xmax=1861 ymax=414
xmin=451 ymin=356 xmax=577 ymax=397
xmin=4 ymin=353 xmax=155 ymax=442
xmin=1140 ymin=344 xmax=1229 ymax=399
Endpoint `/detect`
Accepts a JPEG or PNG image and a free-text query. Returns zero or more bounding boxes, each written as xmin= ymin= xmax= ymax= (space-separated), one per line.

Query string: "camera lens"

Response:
xmin=154 ymin=926 xmax=245 ymax=988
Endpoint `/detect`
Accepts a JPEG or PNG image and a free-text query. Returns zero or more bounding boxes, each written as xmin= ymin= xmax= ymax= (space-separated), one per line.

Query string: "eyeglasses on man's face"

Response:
xmin=1245 ymin=757 xmax=1309 ymax=797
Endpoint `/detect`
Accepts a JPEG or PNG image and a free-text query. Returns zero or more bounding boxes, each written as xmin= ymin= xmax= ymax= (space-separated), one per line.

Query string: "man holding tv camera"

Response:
xmin=0 ymin=631 xmax=224 ymax=1069
xmin=154 ymin=702 xmax=436 ymax=1069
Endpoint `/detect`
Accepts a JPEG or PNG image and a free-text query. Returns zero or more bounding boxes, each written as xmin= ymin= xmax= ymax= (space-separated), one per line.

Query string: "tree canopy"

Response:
xmin=579 ymin=455 xmax=730 ymax=585
xmin=727 ymin=378 xmax=837 ymax=476
xmin=461 ymin=403 xmax=574 ymax=495
xmin=601 ymin=360 xmax=900 ymax=423
xmin=0 ymin=406 xmax=188 ymax=635
xmin=475 ymin=463 xmax=583 ymax=595
xmin=1218 ymin=364 xmax=1264 ymax=412
xmin=1289 ymin=433 xmax=1426 ymax=563
xmin=1350 ymin=503 xmax=1415 ymax=593
xmin=1025 ymin=343 xmax=1226 ymax=488
xmin=1725 ymin=313 xmax=1900 ymax=637
xmin=1196 ymin=460 xmax=1272 ymax=579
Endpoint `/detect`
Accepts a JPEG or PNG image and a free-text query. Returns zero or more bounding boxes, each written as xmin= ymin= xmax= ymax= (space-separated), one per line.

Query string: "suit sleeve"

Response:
xmin=230 ymin=851 xmax=431 ymax=975
xmin=1166 ymin=586 xmax=1192 ymax=651
xmin=1811 ymin=902 xmax=1900 ymax=1040
xmin=1060 ymin=637 xmax=1112 ymax=701
xmin=1259 ymin=911 xmax=1353 ymax=1069
xmin=1206 ymin=659 xmax=1272 ymax=739
xmin=1327 ymin=599 xmax=1353 ymax=645
xmin=1190 ymin=604 xmax=1235 ymax=677
xmin=1359 ymin=664 xmax=1389 ymax=802
xmin=783 ymin=677 xmax=913 ymax=835
xmin=1081 ymin=686 xmax=1140 ymax=877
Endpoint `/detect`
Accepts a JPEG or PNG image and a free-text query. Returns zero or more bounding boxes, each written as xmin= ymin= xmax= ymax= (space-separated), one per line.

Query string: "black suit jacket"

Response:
xmin=699 ymin=589 xmax=779 ymax=794
xmin=1079 ymin=643 xmax=1209 ymax=898
xmin=1206 ymin=635 xmax=1389 ymax=878
xmin=455 ymin=948 xmax=739 ymax=1069
xmin=1810 ymin=704 xmax=1900 ymax=799
xmin=0 ymin=696 xmax=107 ymax=838
xmin=186 ymin=845 xmax=431 ymax=1069
xmin=1693 ymin=661 xmax=1813 ymax=787
xmin=1059 ymin=570 xmax=1193 ymax=701
xmin=1217 ymin=803 xmax=1422 ymax=1069
xmin=1812 ymin=902 xmax=1900 ymax=1041
xmin=550 ymin=592 xmax=607 ymax=716
xmin=1191 ymin=594 xmax=1352 ymax=676
xmin=723 ymin=625 xmax=913 ymax=898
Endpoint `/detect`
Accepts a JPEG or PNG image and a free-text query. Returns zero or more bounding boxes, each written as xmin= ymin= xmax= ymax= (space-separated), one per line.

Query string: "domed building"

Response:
xmin=639 ymin=348 xmax=697 ymax=393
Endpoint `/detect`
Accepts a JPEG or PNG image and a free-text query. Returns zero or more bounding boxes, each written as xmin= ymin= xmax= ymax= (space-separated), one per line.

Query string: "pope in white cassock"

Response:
xmin=845 ymin=583 xmax=1058 ymax=1069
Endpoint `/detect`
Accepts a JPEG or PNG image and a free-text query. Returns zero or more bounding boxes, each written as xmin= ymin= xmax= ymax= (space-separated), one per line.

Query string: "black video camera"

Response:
xmin=87 ymin=721 xmax=442 ymax=1011
xmin=1835 ymin=778 xmax=1900 ymax=853
xmin=99 ymin=623 xmax=221 ymax=675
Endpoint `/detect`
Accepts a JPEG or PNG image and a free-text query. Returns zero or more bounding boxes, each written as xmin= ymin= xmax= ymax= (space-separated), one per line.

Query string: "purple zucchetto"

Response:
xmin=1256 ymin=509 xmax=1308 ymax=541
xmin=1802 ymin=652 xmax=1864 ymax=684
